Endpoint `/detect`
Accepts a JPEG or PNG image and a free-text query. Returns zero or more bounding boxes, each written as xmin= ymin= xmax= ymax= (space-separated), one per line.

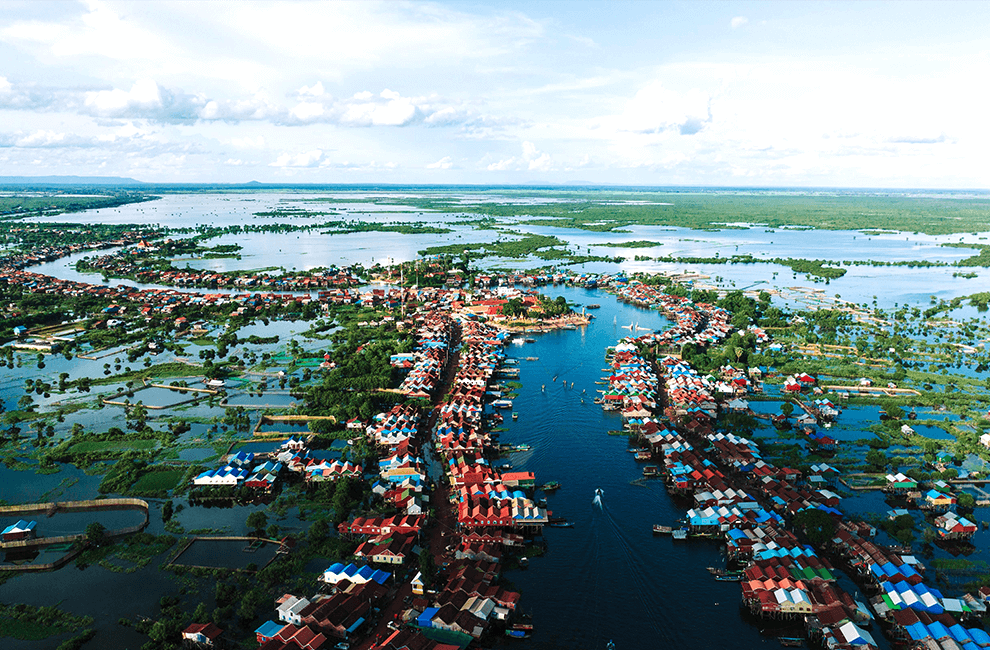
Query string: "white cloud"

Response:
xmin=289 ymin=101 xmax=326 ymax=122
xmin=270 ymin=149 xmax=324 ymax=168
xmin=1 ymin=2 xmax=989 ymax=186
xmin=16 ymin=130 xmax=72 ymax=147
xmin=229 ymin=136 xmax=266 ymax=149
xmin=198 ymin=94 xmax=282 ymax=122
xmin=319 ymin=159 xmax=399 ymax=172
xmin=427 ymin=156 xmax=453 ymax=169
xmin=487 ymin=141 xmax=554 ymax=172
xmin=82 ymin=79 xmax=208 ymax=122
xmin=297 ymin=81 xmax=325 ymax=97
xmin=606 ymin=82 xmax=712 ymax=136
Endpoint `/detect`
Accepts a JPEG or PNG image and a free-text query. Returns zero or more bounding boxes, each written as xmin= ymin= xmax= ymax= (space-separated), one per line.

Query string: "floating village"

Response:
xmin=4 ymin=193 xmax=990 ymax=650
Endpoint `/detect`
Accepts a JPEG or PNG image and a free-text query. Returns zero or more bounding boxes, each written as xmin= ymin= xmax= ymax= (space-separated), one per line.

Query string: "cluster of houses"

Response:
xmin=191 ymin=451 xmax=282 ymax=490
xmin=642 ymin=349 xmax=990 ymax=650
xmin=77 ymin=246 xmax=360 ymax=291
xmin=277 ymin=316 xmax=533 ymax=648
xmin=782 ymin=373 xmax=818 ymax=394
xmin=394 ymin=313 xmax=453 ymax=398
xmin=255 ymin=578 xmax=392 ymax=648
xmin=600 ymin=342 xmax=659 ymax=418
xmin=371 ymin=405 xmax=429 ymax=517
xmin=612 ymin=283 xmax=733 ymax=349
xmin=191 ymin=439 xmax=362 ymax=491
xmin=644 ymin=365 xmax=873 ymax=643
xmin=715 ymin=363 xmax=758 ymax=397
xmin=659 ymin=356 xmax=717 ymax=420
xmin=0 ymin=267 xmax=350 ymax=322
xmin=831 ymin=519 xmax=990 ymax=648
xmin=368 ymin=405 xmax=422 ymax=449
xmin=442 ymin=320 xmax=547 ymax=531
xmin=390 ymin=318 xmax=536 ymax=642
xmin=0 ymin=228 xmax=156 ymax=272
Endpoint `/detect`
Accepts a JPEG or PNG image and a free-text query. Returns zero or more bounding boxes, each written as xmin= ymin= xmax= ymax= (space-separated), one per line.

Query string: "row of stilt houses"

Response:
xmin=603 ymin=319 xmax=990 ymax=650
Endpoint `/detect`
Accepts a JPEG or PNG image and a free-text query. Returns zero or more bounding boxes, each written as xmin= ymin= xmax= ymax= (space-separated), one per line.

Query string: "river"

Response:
xmin=492 ymin=286 xmax=889 ymax=649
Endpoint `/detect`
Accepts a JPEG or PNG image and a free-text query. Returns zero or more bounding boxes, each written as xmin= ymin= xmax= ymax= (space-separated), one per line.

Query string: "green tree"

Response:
xmin=866 ymin=449 xmax=888 ymax=470
xmin=246 ymin=511 xmax=268 ymax=535
xmin=419 ymin=548 xmax=436 ymax=587
xmin=308 ymin=519 xmax=330 ymax=545
xmin=85 ymin=522 xmax=107 ymax=546
xmin=192 ymin=602 xmax=210 ymax=624
xmin=792 ymin=508 xmax=836 ymax=547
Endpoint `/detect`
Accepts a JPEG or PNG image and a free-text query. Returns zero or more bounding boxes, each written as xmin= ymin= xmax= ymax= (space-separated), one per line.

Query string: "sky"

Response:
xmin=0 ymin=0 xmax=988 ymax=187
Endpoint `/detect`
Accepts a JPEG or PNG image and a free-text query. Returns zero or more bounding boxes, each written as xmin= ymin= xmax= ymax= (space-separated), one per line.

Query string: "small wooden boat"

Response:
xmin=587 ymin=304 xmax=601 ymax=309
xmin=642 ymin=465 xmax=659 ymax=477
xmin=512 ymin=412 xmax=518 ymax=420
xmin=778 ymin=637 xmax=804 ymax=647
xmin=653 ymin=525 xmax=673 ymax=535
xmin=714 ymin=573 xmax=743 ymax=582
xmin=541 ymin=481 xmax=561 ymax=491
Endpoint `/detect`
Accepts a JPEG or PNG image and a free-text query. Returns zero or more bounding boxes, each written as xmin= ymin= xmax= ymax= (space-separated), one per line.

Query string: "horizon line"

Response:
xmin=1 ymin=177 xmax=990 ymax=194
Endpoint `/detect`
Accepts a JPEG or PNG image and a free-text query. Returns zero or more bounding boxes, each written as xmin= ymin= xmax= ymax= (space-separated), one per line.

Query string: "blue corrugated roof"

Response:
xmin=968 ymin=628 xmax=990 ymax=645
xmin=906 ymin=622 xmax=930 ymax=641
xmin=255 ymin=621 xmax=285 ymax=638
xmin=417 ymin=607 xmax=440 ymax=628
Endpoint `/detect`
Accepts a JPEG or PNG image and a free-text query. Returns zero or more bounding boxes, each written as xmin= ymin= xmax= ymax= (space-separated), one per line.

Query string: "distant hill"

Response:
xmin=0 ymin=175 xmax=145 ymax=186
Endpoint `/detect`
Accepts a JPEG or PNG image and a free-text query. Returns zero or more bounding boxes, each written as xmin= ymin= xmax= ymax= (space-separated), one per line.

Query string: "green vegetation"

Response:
xmin=945 ymin=242 xmax=990 ymax=267
xmin=0 ymin=193 xmax=153 ymax=221
xmin=76 ymin=532 xmax=176 ymax=573
xmin=129 ymin=468 xmax=186 ymax=494
xmin=419 ymin=233 xmax=614 ymax=264
xmin=0 ymin=603 xmax=94 ymax=641
xmin=88 ymin=362 xmax=199 ymax=387
xmin=69 ymin=439 xmax=157 ymax=453
xmin=96 ymin=457 xmax=149 ymax=494
xmin=348 ymin=190 xmax=990 ymax=235
xmin=324 ymin=222 xmax=451 ymax=235
xmin=596 ymin=240 xmax=661 ymax=248
xmin=643 ymin=253 xmax=847 ymax=280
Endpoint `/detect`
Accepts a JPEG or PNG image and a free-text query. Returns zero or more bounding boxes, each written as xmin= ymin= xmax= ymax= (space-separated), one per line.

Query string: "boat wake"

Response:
xmin=596 ymin=493 xmax=674 ymax=641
